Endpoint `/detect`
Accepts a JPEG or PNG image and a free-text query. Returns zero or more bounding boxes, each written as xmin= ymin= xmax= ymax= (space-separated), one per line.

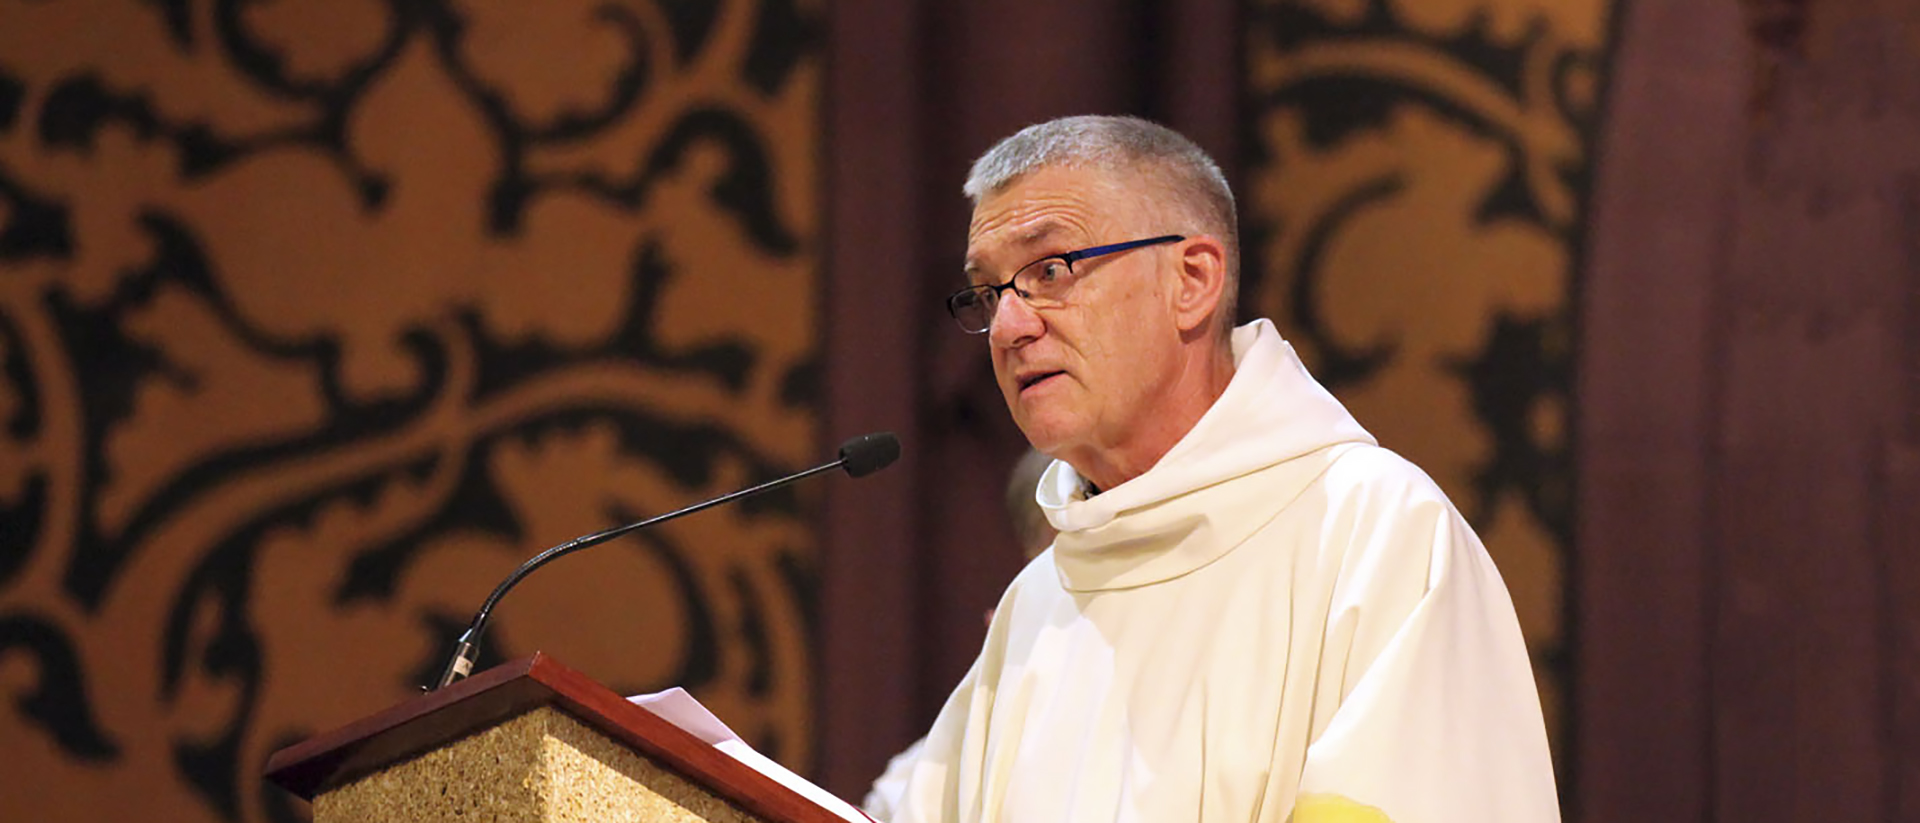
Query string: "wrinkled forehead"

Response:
xmin=963 ymin=166 xmax=1146 ymax=275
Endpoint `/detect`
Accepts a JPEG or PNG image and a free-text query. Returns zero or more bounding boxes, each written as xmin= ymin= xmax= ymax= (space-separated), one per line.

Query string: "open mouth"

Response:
xmin=1018 ymin=371 xmax=1065 ymax=391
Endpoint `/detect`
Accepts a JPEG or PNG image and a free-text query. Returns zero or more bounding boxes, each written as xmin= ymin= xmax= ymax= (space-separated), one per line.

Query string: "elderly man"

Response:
xmin=889 ymin=116 xmax=1557 ymax=823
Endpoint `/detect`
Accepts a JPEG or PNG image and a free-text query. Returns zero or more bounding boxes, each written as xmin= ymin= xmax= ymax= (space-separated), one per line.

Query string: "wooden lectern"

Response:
xmin=265 ymin=652 xmax=851 ymax=823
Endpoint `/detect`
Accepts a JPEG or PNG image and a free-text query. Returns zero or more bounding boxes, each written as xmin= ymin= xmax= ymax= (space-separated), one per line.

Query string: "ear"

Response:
xmin=1169 ymin=235 xmax=1229 ymax=335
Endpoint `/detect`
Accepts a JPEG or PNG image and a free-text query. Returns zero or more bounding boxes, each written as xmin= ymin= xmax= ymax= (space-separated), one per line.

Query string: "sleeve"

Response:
xmin=887 ymin=660 xmax=981 ymax=823
xmin=887 ymin=562 xmax=1034 ymax=823
xmin=1287 ymin=472 xmax=1560 ymax=823
xmin=861 ymin=736 xmax=929 ymax=821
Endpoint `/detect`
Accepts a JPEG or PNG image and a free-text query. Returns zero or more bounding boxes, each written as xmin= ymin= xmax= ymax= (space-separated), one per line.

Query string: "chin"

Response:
xmin=1013 ymin=413 xmax=1082 ymax=457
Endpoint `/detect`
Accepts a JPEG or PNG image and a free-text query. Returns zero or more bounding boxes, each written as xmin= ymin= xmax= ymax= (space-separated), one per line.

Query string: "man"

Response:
xmin=889 ymin=116 xmax=1557 ymax=823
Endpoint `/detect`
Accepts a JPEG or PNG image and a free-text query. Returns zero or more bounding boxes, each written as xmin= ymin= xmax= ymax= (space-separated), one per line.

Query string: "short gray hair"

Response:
xmin=964 ymin=115 xmax=1239 ymax=334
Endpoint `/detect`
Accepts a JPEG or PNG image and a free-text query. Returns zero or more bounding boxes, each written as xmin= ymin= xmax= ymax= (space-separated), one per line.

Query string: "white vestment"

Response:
xmin=890 ymin=320 xmax=1558 ymax=823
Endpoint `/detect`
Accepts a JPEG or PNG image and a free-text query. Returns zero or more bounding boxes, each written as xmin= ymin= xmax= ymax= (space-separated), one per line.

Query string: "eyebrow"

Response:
xmin=962 ymin=222 xmax=1071 ymax=281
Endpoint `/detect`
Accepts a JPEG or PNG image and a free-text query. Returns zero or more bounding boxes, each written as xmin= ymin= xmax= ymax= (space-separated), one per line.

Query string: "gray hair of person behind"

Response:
xmin=963 ymin=115 xmax=1240 ymax=333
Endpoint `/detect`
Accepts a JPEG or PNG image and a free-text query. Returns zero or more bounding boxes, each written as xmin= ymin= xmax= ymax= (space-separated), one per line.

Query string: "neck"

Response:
xmin=1067 ymin=340 xmax=1236 ymax=491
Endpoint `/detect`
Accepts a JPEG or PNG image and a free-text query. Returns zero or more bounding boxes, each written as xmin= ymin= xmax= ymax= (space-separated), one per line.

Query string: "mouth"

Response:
xmin=1017 ymin=370 xmax=1066 ymax=392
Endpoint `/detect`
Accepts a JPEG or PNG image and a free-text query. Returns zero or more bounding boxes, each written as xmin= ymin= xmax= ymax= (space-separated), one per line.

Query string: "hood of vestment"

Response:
xmin=1037 ymin=318 xmax=1376 ymax=592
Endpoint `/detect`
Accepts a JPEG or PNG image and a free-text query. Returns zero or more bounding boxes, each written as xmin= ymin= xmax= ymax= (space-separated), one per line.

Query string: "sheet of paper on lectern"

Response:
xmin=627 ymin=688 xmax=872 ymax=823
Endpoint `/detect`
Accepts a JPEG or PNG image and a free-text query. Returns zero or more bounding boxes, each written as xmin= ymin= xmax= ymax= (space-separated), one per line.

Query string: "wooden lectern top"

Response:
xmin=264 ymin=652 xmax=852 ymax=823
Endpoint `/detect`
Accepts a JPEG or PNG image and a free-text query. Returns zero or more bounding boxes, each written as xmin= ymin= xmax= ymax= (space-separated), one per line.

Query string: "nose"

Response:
xmin=987 ymin=288 xmax=1044 ymax=347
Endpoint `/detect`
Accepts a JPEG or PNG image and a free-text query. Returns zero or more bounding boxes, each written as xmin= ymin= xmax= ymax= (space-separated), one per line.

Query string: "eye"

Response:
xmin=1035 ymin=260 xmax=1068 ymax=284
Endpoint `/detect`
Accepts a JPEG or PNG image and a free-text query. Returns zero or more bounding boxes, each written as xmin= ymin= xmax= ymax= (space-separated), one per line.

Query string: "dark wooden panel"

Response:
xmin=1153 ymin=0 xmax=1242 ymax=190
xmin=1893 ymin=169 xmax=1920 ymax=823
xmin=820 ymin=0 xmax=930 ymax=798
xmin=1705 ymin=9 xmax=1920 ymax=819
xmin=1574 ymin=0 xmax=1746 ymax=818
xmin=1889 ymin=440 xmax=1920 ymax=822
xmin=1582 ymin=3 xmax=1920 ymax=821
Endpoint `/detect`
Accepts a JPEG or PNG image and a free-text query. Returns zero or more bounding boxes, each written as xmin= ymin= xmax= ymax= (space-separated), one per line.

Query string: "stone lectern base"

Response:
xmin=313 ymin=707 xmax=758 ymax=823
xmin=266 ymin=654 xmax=844 ymax=823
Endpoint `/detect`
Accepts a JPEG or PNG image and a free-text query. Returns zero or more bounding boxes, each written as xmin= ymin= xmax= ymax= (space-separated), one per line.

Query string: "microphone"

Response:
xmin=432 ymin=431 xmax=901 ymax=689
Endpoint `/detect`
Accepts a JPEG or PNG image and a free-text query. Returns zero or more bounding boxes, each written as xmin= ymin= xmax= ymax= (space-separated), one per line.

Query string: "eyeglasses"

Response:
xmin=945 ymin=234 xmax=1186 ymax=333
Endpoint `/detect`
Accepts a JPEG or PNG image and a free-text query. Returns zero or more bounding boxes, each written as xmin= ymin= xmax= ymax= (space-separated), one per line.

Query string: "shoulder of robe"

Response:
xmin=978 ymin=547 xmax=1065 ymax=643
xmin=1317 ymin=444 xmax=1457 ymax=524
xmin=1309 ymin=445 xmax=1467 ymax=587
xmin=1001 ymin=545 xmax=1062 ymax=601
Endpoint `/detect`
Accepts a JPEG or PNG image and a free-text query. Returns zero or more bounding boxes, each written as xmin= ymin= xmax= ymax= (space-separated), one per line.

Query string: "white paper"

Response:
xmin=627 ymin=688 xmax=871 ymax=823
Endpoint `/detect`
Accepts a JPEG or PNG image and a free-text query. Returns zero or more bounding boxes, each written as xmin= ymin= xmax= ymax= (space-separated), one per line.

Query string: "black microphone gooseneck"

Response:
xmin=432 ymin=432 xmax=901 ymax=689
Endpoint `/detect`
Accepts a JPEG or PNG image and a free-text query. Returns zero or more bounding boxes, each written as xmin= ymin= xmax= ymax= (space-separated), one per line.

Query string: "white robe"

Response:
xmin=890 ymin=320 xmax=1558 ymax=823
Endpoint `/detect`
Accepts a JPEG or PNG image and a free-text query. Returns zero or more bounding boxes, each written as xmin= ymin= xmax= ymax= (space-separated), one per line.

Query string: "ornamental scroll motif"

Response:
xmin=1243 ymin=0 xmax=1617 ymax=772
xmin=0 ymin=2 xmax=822 ymax=821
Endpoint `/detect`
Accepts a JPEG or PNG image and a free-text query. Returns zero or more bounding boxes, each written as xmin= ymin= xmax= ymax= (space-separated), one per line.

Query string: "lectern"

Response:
xmin=265 ymin=653 xmax=852 ymax=823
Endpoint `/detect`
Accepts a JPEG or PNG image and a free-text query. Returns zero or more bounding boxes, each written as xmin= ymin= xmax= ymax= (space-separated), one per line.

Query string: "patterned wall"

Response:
xmin=0 ymin=2 xmax=822 ymax=822
xmin=1243 ymin=0 xmax=1616 ymax=772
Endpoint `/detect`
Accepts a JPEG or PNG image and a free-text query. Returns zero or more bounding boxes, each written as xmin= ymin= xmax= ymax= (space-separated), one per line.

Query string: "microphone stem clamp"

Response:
xmin=435 ymin=632 xmax=480 ymax=688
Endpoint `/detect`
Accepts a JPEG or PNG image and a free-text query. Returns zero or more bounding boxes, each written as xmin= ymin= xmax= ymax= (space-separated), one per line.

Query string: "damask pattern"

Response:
xmin=1243 ymin=0 xmax=1616 ymax=776
xmin=0 ymin=2 xmax=822 ymax=822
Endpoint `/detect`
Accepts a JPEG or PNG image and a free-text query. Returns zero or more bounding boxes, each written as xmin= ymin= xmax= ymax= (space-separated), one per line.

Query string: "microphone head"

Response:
xmin=838 ymin=432 xmax=901 ymax=478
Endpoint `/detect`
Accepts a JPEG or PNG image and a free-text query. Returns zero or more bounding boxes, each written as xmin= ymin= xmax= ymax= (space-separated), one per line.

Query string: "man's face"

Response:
xmin=965 ymin=166 xmax=1185 ymax=462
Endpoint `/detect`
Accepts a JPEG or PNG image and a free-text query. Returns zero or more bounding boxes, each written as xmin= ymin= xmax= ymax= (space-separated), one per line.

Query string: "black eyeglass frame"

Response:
xmin=945 ymin=234 xmax=1187 ymax=333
